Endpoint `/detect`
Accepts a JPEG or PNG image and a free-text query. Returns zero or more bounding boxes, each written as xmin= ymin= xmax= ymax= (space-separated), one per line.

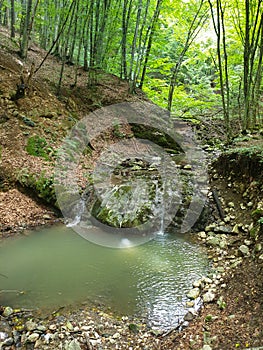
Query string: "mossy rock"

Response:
xmin=91 ymin=184 xmax=154 ymax=228
xmin=130 ymin=123 xmax=183 ymax=153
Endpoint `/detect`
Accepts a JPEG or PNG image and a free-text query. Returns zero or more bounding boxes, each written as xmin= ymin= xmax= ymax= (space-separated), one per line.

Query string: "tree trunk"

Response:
xmin=20 ymin=0 xmax=33 ymax=59
xmin=10 ymin=0 xmax=15 ymax=38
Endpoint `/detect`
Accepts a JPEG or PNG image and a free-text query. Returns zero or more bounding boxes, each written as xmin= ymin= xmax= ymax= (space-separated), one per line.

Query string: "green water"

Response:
xmin=0 ymin=225 xmax=209 ymax=330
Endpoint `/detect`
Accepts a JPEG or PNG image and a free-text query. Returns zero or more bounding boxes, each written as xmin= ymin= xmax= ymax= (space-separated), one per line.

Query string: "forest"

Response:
xmin=1 ymin=0 xmax=263 ymax=137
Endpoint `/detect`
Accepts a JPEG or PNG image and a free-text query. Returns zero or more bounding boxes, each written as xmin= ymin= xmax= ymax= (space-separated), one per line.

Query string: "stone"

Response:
xmin=27 ymin=333 xmax=40 ymax=342
xmin=244 ymin=239 xmax=252 ymax=246
xmin=202 ymin=277 xmax=213 ymax=284
xmin=66 ymin=321 xmax=74 ymax=331
xmin=203 ymin=291 xmax=216 ymax=303
xmin=22 ymin=116 xmax=35 ymax=127
xmin=239 ymin=244 xmax=250 ymax=256
xmin=192 ymin=279 xmax=202 ymax=288
xmin=37 ymin=325 xmax=47 ymax=332
xmin=255 ymin=243 xmax=262 ymax=252
xmin=65 ymin=339 xmax=82 ymax=350
xmin=214 ymin=225 xmax=232 ymax=234
xmin=2 ymin=337 xmax=14 ymax=346
xmin=206 ymin=236 xmax=220 ymax=247
xmin=183 ymin=164 xmax=192 ymax=170
xmin=3 ymin=306 xmax=13 ymax=317
xmin=198 ymin=231 xmax=207 ymax=239
xmin=205 ymin=224 xmax=216 ymax=232
xmin=184 ymin=310 xmax=194 ymax=321
xmin=187 ymin=288 xmax=200 ymax=299
xmin=232 ymin=224 xmax=239 ymax=234
xmin=202 ymin=345 xmax=212 ymax=350
xmin=25 ymin=320 xmax=37 ymax=331
xmin=112 ymin=332 xmax=121 ymax=339
xmin=49 ymin=324 xmax=57 ymax=331
xmin=186 ymin=301 xmax=195 ymax=307
xmin=0 ymin=332 xmax=8 ymax=341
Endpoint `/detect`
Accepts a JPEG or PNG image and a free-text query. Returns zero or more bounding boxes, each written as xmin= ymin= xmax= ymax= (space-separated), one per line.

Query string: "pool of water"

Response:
xmin=0 ymin=225 xmax=209 ymax=330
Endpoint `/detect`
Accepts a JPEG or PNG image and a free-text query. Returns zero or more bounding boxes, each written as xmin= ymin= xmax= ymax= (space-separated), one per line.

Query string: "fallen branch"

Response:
xmin=212 ymin=188 xmax=225 ymax=219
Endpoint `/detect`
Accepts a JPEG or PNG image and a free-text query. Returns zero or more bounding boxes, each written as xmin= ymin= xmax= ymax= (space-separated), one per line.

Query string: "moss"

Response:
xmin=17 ymin=169 xmax=56 ymax=204
xmin=26 ymin=135 xmax=50 ymax=160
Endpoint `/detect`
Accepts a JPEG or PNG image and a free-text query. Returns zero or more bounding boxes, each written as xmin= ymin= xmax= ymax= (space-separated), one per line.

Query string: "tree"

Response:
xmin=167 ymin=0 xmax=209 ymax=112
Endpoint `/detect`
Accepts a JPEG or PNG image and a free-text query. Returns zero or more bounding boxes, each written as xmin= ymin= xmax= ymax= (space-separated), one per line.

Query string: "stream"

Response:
xmin=0 ymin=225 xmax=209 ymax=330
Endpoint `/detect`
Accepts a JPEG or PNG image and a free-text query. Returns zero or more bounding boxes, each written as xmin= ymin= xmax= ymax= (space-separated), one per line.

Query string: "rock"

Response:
xmin=49 ymin=324 xmax=57 ymax=331
xmin=187 ymin=288 xmax=200 ymax=299
xmin=184 ymin=310 xmax=194 ymax=321
xmin=202 ymin=345 xmax=212 ymax=350
xmin=43 ymin=214 xmax=52 ymax=220
xmin=214 ymin=225 xmax=232 ymax=234
xmin=65 ymin=339 xmax=82 ymax=350
xmin=186 ymin=301 xmax=195 ymax=307
xmin=198 ymin=231 xmax=207 ymax=239
xmin=2 ymin=337 xmax=14 ymax=346
xmin=37 ymin=325 xmax=47 ymax=332
xmin=203 ymin=291 xmax=216 ymax=303
xmin=192 ymin=279 xmax=202 ymax=288
xmin=232 ymin=224 xmax=239 ymax=234
xmin=25 ymin=320 xmax=37 ymax=331
xmin=22 ymin=116 xmax=35 ymax=127
xmin=27 ymin=332 xmax=40 ymax=342
xmin=224 ymin=216 xmax=231 ymax=223
xmin=244 ymin=239 xmax=252 ymax=246
xmin=205 ymin=224 xmax=216 ymax=232
xmin=202 ymin=277 xmax=213 ymax=284
xmin=239 ymin=244 xmax=250 ymax=256
xmin=255 ymin=243 xmax=262 ymax=252
xmin=112 ymin=332 xmax=121 ymax=339
xmin=66 ymin=321 xmax=74 ymax=331
xmin=206 ymin=236 xmax=220 ymax=247
xmin=228 ymin=202 xmax=235 ymax=208
xmin=259 ymin=254 xmax=263 ymax=260
xmin=0 ymin=332 xmax=8 ymax=341
xmin=183 ymin=164 xmax=192 ymax=170
xmin=3 ymin=306 xmax=13 ymax=317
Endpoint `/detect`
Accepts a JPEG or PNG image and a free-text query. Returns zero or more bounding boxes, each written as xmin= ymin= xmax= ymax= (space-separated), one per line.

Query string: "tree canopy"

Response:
xmin=1 ymin=0 xmax=263 ymax=135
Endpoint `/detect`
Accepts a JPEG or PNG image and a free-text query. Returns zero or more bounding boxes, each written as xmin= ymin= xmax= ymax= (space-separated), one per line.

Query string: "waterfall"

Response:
xmin=66 ymin=199 xmax=86 ymax=227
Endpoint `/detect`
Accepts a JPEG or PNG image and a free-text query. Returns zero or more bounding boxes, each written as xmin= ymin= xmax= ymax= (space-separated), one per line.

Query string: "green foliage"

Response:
xmin=26 ymin=135 xmax=50 ymax=160
xmin=17 ymin=169 xmax=56 ymax=204
xmin=112 ymin=119 xmax=126 ymax=138
xmin=217 ymin=296 xmax=226 ymax=310
xmin=226 ymin=146 xmax=263 ymax=163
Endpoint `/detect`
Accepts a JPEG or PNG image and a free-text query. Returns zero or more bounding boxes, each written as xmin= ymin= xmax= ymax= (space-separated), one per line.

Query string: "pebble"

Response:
xmin=27 ymin=332 xmax=40 ymax=342
xmin=187 ymin=288 xmax=200 ymax=299
xmin=239 ymin=244 xmax=250 ymax=256
xmin=25 ymin=320 xmax=37 ymax=331
xmin=3 ymin=306 xmax=13 ymax=317
xmin=203 ymin=291 xmax=216 ymax=303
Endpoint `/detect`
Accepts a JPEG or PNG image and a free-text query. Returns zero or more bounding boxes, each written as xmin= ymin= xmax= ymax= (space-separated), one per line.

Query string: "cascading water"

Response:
xmin=66 ymin=198 xmax=86 ymax=227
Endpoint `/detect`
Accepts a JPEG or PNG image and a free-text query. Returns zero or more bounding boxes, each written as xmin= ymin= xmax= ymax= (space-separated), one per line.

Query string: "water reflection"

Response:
xmin=0 ymin=226 xmax=209 ymax=330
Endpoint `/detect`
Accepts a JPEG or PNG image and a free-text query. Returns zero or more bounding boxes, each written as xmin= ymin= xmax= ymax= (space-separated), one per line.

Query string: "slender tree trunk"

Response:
xmin=167 ymin=0 xmax=207 ymax=111
xmin=139 ymin=0 xmax=163 ymax=90
xmin=20 ymin=0 xmax=33 ymax=59
xmin=10 ymin=0 xmax=15 ymax=38
xmin=243 ymin=0 xmax=250 ymax=130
